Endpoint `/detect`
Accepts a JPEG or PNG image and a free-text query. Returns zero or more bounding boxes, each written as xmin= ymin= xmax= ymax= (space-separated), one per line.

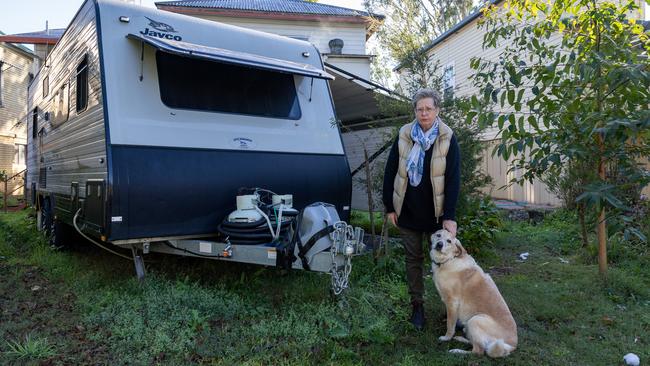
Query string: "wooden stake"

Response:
xmin=362 ymin=143 xmax=376 ymax=260
xmin=597 ymin=135 xmax=607 ymax=275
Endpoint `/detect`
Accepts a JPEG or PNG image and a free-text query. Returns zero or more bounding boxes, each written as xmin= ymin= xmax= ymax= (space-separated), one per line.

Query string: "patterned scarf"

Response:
xmin=407 ymin=117 xmax=440 ymax=187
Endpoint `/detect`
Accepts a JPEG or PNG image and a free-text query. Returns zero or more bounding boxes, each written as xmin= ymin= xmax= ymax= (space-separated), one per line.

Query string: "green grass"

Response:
xmin=1 ymin=209 xmax=649 ymax=365
xmin=350 ymin=209 xmax=400 ymax=237
xmin=0 ymin=195 xmax=22 ymax=208
xmin=4 ymin=335 xmax=57 ymax=361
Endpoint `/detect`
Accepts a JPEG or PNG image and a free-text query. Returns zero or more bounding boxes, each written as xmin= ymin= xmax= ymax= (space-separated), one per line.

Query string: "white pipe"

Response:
xmin=254 ymin=206 xmax=275 ymax=239
xmin=72 ymin=209 xmax=131 ymax=260
xmin=274 ymin=205 xmax=284 ymax=239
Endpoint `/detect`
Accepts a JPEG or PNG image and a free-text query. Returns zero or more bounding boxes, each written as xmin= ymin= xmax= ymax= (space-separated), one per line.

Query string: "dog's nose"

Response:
xmin=435 ymin=242 xmax=443 ymax=250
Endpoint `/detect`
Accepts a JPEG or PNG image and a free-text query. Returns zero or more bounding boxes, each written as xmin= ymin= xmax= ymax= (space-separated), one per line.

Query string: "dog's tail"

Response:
xmin=486 ymin=339 xmax=515 ymax=358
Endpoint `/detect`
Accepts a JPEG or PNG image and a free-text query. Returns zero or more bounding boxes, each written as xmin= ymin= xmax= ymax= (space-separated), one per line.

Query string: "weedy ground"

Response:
xmin=0 ymin=209 xmax=648 ymax=365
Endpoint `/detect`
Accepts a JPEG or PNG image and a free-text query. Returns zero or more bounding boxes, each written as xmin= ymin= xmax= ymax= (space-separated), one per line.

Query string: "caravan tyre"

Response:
xmin=40 ymin=198 xmax=54 ymax=238
xmin=40 ymin=199 xmax=76 ymax=249
xmin=52 ymin=221 xmax=77 ymax=250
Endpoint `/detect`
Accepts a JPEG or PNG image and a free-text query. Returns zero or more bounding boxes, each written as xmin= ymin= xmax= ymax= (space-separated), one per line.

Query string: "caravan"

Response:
xmin=27 ymin=0 xmax=361 ymax=284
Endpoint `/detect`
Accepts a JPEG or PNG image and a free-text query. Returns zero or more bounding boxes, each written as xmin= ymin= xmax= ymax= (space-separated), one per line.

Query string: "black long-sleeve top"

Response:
xmin=382 ymin=134 xmax=461 ymax=232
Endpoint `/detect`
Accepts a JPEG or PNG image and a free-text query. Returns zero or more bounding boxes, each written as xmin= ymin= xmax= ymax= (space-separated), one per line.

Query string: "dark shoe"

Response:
xmin=409 ymin=302 xmax=425 ymax=330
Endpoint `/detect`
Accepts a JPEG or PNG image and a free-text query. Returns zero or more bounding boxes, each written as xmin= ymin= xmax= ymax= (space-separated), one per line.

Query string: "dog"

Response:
xmin=430 ymin=229 xmax=517 ymax=358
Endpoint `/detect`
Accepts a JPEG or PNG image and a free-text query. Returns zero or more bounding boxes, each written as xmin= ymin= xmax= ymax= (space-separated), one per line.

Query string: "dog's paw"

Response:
xmin=449 ymin=349 xmax=471 ymax=354
xmin=438 ymin=335 xmax=453 ymax=342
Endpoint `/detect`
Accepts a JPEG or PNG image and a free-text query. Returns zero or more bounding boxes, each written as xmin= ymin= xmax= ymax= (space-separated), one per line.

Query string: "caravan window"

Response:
xmin=76 ymin=56 xmax=88 ymax=112
xmin=43 ymin=76 xmax=49 ymax=98
xmin=32 ymin=108 xmax=38 ymax=139
xmin=156 ymin=52 xmax=301 ymax=120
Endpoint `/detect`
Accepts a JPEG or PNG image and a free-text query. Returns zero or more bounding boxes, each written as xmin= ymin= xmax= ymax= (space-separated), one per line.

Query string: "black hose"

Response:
xmin=217 ymin=217 xmax=295 ymax=245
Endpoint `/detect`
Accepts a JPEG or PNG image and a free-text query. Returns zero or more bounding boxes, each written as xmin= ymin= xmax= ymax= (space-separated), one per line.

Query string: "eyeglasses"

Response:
xmin=415 ymin=107 xmax=437 ymax=115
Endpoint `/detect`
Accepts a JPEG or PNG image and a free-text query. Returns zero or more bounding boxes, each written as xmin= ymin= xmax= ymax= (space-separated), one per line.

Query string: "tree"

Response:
xmin=364 ymin=0 xmax=477 ymax=85
xmin=469 ymin=0 xmax=650 ymax=275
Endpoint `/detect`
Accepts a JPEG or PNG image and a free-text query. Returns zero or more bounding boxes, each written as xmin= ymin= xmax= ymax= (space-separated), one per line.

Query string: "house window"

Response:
xmin=14 ymin=144 xmax=26 ymax=166
xmin=43 ymin=76 xmax=49 ymax=98
xmin=155 ymin=51 xmax=301 ymax=120
xmin=76 ymin=56 xmax=88 ymax=112
xmin=32 ymin=108 xmax=38 ymax=139
xmin=442 ymin=62 xmax=455 ymax=100
xmin=0 ymin=61 xmax=4 ymax=107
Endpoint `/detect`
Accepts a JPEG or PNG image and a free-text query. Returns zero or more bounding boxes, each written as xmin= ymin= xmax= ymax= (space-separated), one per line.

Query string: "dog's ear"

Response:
xmin=454 ymin=239 xmax=467 ymax=257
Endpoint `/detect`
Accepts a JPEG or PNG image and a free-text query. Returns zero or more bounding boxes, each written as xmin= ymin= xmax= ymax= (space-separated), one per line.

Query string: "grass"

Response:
xmin=0 ymin=195 xmax=22 ymax=209
xmin=0 ymin=208 xmax=649 ymax=365
xmin=350 ymin=209 xmax=400 ymax=237
xmin=4 ymin=335 xmax=57 ymax=361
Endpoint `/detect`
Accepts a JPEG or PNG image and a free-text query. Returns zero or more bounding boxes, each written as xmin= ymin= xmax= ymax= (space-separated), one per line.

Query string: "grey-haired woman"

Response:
xmin=382 ymin=88 xmax=461 ymax=330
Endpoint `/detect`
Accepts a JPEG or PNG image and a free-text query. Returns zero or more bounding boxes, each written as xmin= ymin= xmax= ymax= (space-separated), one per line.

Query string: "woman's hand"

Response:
xmin=442 ymin=220 xmax=457 ymax=237
xmin=387 ymin=212 xmax=398 ymax=227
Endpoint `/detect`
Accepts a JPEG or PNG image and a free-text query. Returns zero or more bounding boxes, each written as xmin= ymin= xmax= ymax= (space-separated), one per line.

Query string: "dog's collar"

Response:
xmin=433 ymin=253 xmax=461 ymax=267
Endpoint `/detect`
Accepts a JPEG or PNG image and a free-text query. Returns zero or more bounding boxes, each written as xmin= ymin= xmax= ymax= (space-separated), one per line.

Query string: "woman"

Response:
xmin=382 ymin=88 xmax=461 ymax=330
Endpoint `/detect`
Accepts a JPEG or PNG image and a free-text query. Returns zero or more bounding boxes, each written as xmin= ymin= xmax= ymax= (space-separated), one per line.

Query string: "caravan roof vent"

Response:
xmin=328 ymin=38 xmax=344 ymax=55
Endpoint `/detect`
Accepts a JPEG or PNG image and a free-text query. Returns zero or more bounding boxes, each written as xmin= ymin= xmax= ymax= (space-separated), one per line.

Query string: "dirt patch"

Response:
xmin=0 ymin=261 xmax=112 ymax=365
xmin=487 ymin=266 xmax=517 ymax=276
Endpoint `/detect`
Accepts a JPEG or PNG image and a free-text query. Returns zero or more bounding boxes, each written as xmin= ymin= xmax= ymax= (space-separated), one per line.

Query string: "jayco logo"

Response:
xmin=140 ymin=17 xmax=182 ymax=41
xmin=232 ymin=137 xmax=254 ymax=149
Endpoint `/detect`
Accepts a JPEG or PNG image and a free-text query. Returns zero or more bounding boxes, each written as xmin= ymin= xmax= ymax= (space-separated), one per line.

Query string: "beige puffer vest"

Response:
xmin=392 ymin=120 xmax=453 ymax=220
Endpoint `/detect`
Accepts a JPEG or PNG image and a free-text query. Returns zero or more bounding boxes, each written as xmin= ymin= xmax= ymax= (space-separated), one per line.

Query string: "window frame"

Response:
xmin=13 ymin=144 xmax=26 ymax=166
xmin=32 ymin=107 xmax=38 ymax=139
xmin=43 ymin=75 xmax=49 ymax=98
xmin=442 ymin=62 xmax=455 ymax=100
xmin=75 ymin=55 xmax=89 ymax=113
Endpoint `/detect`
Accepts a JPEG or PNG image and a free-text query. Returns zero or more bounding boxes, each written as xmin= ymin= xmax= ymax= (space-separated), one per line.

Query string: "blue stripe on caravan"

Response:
xmin=108 ymin=145 xmax=352 ymax=241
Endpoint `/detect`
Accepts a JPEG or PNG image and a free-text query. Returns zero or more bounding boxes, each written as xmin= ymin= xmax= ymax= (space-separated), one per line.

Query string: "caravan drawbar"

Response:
xmin=26 ymin=0 xmax=363 ymax=283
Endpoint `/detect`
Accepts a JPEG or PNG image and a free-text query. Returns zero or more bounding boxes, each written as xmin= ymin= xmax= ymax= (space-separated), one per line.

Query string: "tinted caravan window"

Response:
xmin=76 ymin=56 xmax=88 ymax=112
xmin=156 ymin=52 xmax=301 ymax=119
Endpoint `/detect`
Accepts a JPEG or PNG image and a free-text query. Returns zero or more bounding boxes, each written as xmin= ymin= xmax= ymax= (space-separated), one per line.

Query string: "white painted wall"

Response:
xmin=324 ymin=56 xmax=371 ymax=79
xmin=188 ymin=15 xmax=368 ymax=56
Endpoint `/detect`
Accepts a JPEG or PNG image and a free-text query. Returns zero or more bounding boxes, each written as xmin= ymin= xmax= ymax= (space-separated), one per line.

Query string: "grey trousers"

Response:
xmin=399 ymin=226 xmax=432 ymax=305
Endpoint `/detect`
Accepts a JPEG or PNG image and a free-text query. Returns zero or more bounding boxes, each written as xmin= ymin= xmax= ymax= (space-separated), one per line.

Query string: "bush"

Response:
xmin=457 ymin=196 xmax=502 ymax=254
xmin=350 ymin=210 xmax=399 ymax=238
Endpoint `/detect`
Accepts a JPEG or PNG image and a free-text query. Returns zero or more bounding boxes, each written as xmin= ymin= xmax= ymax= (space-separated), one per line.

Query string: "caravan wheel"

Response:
xmin=40 ymin=198 xmax=74 ymax=249
xmin=52 ymin=221 xmax=77 ymax=250
xmin=40 ymin=198 xmax=54 ymax=239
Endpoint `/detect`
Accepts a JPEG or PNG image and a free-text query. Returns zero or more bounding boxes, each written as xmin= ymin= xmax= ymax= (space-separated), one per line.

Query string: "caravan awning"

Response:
xmin=324 ymin=62 xmax=406 ymax=125
xmin=127 ymin=33 xmax=333 ymax=80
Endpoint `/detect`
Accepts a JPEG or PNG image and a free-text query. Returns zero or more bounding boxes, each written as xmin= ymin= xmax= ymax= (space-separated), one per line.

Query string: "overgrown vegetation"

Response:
xmin=469 ymin=0 xmax=650 ymax=273
xmin=1 ymin=209 xmax=649 ymax=365
xmin=367 ymin=67 xmax=494 ymax=250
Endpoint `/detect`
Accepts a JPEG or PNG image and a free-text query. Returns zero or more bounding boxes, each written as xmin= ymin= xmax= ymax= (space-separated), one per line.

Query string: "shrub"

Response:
xmin=457 ymin=196 xmax=502 ymax=254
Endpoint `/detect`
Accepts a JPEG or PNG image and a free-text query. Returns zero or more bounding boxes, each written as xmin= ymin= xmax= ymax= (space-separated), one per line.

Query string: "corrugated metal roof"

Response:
xmin=4 ymin=28 xmax=66 ymax=40
xmin=155 ymin=0 xmax=383 ymax=18
xmin=0 ymin=30 xmax=37 ymax=57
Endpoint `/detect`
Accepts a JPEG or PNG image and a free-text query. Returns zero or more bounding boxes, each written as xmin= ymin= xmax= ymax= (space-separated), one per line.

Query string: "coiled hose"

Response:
xmin=217 ymin=211 xmax=297 ymax=245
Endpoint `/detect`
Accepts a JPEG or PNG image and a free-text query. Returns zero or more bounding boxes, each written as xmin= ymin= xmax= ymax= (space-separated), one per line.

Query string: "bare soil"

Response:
xmin=0 ymin=260 xmax=112 ymax=365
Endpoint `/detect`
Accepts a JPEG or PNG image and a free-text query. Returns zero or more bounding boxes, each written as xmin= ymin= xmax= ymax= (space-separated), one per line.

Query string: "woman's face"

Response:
xmin=415 ymin=97 xmax=439 ymax=132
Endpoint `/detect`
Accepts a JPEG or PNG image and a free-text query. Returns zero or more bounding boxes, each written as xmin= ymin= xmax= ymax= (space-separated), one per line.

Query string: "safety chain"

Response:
xmin=329 ymin=222 xmax=364 ymax=296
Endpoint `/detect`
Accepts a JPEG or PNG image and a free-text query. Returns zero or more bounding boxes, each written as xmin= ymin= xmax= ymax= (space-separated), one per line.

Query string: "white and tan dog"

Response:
xmin=430 ymin=229 xmax=517 ymax=358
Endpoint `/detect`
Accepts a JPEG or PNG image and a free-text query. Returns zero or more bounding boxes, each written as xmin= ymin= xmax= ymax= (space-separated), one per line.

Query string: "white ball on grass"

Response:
xmin=623 ymin=353 xmax=640 ymax=366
